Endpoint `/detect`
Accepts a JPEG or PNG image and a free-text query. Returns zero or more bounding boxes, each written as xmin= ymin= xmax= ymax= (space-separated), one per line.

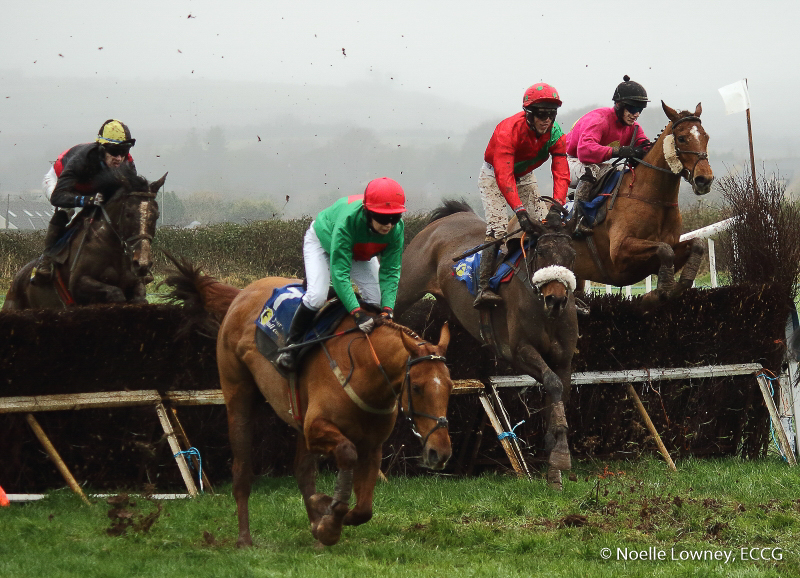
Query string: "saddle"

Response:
xmin=569 ymin=166 xmax=625 ymax=228
xmin=253 ymin=283 xmax=350 ymax=379
xmin=453 ymin=238 xmax=536 ymax=297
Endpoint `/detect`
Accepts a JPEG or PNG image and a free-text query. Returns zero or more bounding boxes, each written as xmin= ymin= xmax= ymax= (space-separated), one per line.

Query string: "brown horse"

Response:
xmin=164 ymin=258 xmax=453 ymax=547
xmin=395 ymin=203 xmax=578 ymax=488
xmin=571 ymin=101 xmax=714 ymax=306
xmin=2 ymin=167 xmax=165 ymax=310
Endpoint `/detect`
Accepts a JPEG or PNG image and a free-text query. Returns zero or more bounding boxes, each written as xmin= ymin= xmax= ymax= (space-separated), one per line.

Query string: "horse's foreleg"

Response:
xmin=72 ymin=276 xmax=126 ymax=303
xmin=343 ymin=446 xmax=382 ymax=527
xmin=305 ymin=417 xmax=358 ymax=546
xmin=515 ymin=344 xmax=571 ymax=485
xmin=672 ymin=238 xmax=705 ymax=295
xmin=294 ymin=434 xmax=324 ymax=528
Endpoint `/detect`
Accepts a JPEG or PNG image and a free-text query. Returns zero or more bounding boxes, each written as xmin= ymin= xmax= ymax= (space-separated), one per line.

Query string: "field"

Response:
xmin=2 ymin=457 xmax=798 ymax=577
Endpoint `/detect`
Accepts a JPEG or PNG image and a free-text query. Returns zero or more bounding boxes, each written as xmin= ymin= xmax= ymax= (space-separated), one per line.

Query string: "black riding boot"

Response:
xmin=34 ymin=210 xmax=69 ymax=283
xmin=572 ymin=178 xmax=595 ymax=238
xmin=276 ymin=302 xmax=318 ymax=372
xmin=473 ymin=245 xmax=503 ymax=308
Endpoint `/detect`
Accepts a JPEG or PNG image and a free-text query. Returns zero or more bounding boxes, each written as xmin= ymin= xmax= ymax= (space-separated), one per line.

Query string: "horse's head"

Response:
xmin=527 ymin=207 xmax=576 ymax=318
xmin=102 ymin=170 xmax=166 ymax=281
xmin=661 ymin=101 xmax=714 ymax=195
xmin=398 ymin=323 xmax=453 ymax=470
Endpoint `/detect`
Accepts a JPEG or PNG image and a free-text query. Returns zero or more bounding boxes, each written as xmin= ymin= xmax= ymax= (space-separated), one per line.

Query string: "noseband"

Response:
xmin=100 ymin=191 xmax=157 ymax=259
xmin=401 ymin=353 xmax=449 ymax=448
xmin=634 ymin=116 xmax=709 ymax=183
xmin=524 ymin=232 xmax=576 ymax=295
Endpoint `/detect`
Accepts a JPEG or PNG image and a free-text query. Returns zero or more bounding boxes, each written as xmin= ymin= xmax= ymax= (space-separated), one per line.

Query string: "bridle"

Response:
xmin=632 ymin=116 xmax=709 ymax=183
xmin=99 ymin=191 xmax=158 ymax=266
xmin=400 ymin=353 xmax=450 ymax=448
xmin=522 ymin=231 xmax=576 ymax=295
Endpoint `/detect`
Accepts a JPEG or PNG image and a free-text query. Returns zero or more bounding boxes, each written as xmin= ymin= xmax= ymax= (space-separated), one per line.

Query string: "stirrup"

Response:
xmin=473 ymin=289 xmax=503 ymax=308
xmin=276 ymin=350 xmax=297 ymax=372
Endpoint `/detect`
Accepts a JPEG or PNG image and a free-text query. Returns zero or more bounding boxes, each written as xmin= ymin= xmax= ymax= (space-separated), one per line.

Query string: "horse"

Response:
xmin=2 ymin=167 xmax=165 ymax=310
xmin=163 ymin=257 xmax=454 ymax=547
xmin=395 ymin=203 xmax=578 ymax=489
xmin=570 ymin=101 xmax=714 ymax=306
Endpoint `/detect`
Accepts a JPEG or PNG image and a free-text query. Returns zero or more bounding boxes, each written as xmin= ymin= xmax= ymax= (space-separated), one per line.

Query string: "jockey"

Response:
xmin=276 ymin=177 xmax=406 ymax=372
xmin=34 ymin=119 xmax=137 ymax=283
xmin=566 ymin=75 xmax=651 ymax=236
xmin=473 ymin=82 xmax=569 ymax=308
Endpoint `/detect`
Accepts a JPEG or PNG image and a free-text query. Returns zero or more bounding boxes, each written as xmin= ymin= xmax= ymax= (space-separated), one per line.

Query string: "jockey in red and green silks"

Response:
xmin=473 ymin=82 xmax=569 ymax=308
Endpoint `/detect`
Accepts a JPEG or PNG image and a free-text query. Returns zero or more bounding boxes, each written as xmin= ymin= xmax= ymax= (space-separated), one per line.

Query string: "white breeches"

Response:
xmin=301 ymin=223 xmax=381 ymax=311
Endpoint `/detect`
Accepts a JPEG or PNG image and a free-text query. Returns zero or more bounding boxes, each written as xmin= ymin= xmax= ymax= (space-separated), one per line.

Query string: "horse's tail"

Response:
xmin=428 ymin=198 xmax=473 ymax=225
xmin=161 ymin=250 xmax=240 ymax=337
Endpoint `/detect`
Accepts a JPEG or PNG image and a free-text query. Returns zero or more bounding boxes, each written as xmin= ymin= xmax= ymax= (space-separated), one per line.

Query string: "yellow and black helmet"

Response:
xmin=96 ymin=119 xmax=136 ymax=147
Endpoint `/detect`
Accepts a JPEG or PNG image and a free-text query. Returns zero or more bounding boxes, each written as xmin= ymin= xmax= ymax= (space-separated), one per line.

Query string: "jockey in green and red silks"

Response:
xmin=276 ymin=178 xmax=406 ymax=372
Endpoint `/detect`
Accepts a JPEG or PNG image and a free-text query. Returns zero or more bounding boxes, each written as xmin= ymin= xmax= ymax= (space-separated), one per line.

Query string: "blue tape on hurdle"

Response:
xmin=174 ymin=447 xmax=204 ymax=492
xmin=497 ymin=420 xmax=525 ymax=443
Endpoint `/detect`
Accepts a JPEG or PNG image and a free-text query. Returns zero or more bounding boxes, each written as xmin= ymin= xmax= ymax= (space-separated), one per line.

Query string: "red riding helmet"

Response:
xmin=363 ymin=177 xmax=405 ymax=214
xmin=522 ymin=83 xmax=562 ymax=110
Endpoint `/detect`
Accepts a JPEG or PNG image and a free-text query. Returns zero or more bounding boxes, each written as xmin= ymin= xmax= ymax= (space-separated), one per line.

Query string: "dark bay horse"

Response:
xmin=164 ymin=259 xmax=453 ymax=547
xmin=2 ymin=168 xmax=165 ymax=310
xmin=396 ymin=204 xmax=578 ymax=489
xmin=571 ymin=101 xmax=714 ymax=306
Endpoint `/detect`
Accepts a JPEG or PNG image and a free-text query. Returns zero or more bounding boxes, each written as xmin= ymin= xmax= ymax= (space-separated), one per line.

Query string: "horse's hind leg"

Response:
xmin=343 ymin=446 xmax=382 ymax=527
xmin=305 ymin=417 xmax=358 ymax=546
xmin=295 ymin=434 xmax=326 ymax=528
xmin=223 ymin=376 xmax=259 ymax=548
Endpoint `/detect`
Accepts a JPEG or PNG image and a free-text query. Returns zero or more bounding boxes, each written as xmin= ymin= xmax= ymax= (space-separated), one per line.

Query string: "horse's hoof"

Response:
xmin=547 ymin=468 xmax=563 ymax=491
xmin=236 ymin=535 xmax=253 ymax=548
xmin=343 ymin=509 xmax=373 ymax=527
xmin=315 ymin=514 xmax=343 ymax=546
xmin=309 ymin=493 xmax=333 ymax=517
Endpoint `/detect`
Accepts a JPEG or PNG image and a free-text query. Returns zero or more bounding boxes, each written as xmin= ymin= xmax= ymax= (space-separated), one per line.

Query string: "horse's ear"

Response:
xmin=437 ymin=322 xmax=451 ymax=354
xmin=661 ymin=100 xmax=679 ymax=123
xmin=150 ymin=172 xmax=168 ymax=193
xmin=694 ymin=102 xmax=702 ymax=117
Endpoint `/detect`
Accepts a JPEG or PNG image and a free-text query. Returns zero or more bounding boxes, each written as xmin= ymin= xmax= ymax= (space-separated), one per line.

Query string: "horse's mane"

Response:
xmin=428 ymin=198 xmax=473 ymax=225
xmin=94 ymin=165 xmax=150 ymax=201
xmin=380 ymin=318 xmax=422 ymax=341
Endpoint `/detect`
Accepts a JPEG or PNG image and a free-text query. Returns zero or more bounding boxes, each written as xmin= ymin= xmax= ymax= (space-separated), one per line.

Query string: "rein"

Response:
xmin=400 ymin=353 xmax=449 ymax=448
xmin=627 ymin=115 xmax=708 ymax=183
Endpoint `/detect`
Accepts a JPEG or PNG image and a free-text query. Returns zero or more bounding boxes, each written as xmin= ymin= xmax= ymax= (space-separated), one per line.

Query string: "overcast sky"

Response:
xmin=1 ymin=0 xmax=798 ymax=206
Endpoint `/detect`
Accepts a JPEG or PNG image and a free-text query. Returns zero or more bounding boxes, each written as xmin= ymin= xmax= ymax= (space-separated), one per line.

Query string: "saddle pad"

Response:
xmin=453 ymin=240 xmax=534 ymax=297
xmin=254 ymin=283 xmax=348 ymax=375
xmin=570 ymin=169 xmax=625 ymax=226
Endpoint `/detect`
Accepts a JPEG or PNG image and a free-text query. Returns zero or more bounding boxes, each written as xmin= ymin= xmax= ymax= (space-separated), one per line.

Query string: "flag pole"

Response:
xmin=744 ymin=79 xmax=759 ymax=195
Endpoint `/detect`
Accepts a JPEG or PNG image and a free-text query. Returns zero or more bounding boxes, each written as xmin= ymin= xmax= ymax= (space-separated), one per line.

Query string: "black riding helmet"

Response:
xmin=613 ymin=75 xmax=649 ymax=123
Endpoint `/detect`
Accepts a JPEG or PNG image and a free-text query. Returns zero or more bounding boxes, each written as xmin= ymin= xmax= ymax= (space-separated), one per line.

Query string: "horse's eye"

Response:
xmin=412 ymin=383 xmax=423 ymax=395
xmin=677 ymin=136 xmax=687 ymax=144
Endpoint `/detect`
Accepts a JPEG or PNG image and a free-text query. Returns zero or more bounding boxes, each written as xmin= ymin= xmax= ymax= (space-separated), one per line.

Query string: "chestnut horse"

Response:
xmin=571 ymin=101 xmax=714 ymax=306
xmin=395 ymin=204 xmax=578 ymax=489
xmin=164 ymin=258 xmax=453 ymax=547
xmin=2 ymin=167 xmax=165 ymax=310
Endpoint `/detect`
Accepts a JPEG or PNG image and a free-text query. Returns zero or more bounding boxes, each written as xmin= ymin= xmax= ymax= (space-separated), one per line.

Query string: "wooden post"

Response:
xmin=154 ymin=403 xmax=199 ymax=496
xmin=745 ymin=101 xmax=759 ymax=195
xmin=625 ymin=384 xmax=677 ymax=472
xmin=708 ymin=238 xmax=717 ymax=288
xmin=168 ymin=407 xmax=213 ymax=494
xmin=755 ymin=374 xmax=797 ymax=466
xmin=25 ymin=414 xmax=91 ymax=505
xmin=479 ymin=389 xmax=532 ymax=480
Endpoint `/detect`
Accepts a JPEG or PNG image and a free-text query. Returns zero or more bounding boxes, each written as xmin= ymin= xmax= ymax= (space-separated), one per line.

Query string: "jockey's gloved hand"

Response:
xmin=381 ymin=307 xmax=393 ymax=320
xmin=352 ymin=308 xmax=375 ymax=334
xmin=613 ymin=146 xmax=646 ymax=159
xmin=515 ymin=208 xmax=537 ymax=236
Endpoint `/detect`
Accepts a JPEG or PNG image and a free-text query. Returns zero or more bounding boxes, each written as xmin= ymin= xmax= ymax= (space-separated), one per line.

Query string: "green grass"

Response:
xmin=2 ymin=457 xmax=798 ymax=577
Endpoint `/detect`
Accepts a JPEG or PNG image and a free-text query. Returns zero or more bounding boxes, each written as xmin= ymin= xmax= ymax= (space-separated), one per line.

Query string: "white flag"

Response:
xmin=718 ymin=80 xmax=750 ymax=115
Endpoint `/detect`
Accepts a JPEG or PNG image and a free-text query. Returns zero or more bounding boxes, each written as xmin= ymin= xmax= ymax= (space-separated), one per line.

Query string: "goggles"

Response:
xmin=104 ymin=145 xmax=131 ymax=158
xmin=624 ymin=104 xmax=644 ymax=115
xmin=370 ymin=212 xmax=402 ymax=226
xmin=525 ymin=107 xmax=557 ymax=121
